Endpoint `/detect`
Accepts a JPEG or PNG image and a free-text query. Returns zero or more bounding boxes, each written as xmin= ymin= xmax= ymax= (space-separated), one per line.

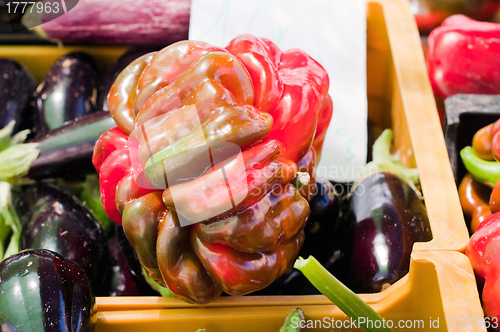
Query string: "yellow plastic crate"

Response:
xmin=0 ymin=0 xmax=484 ymax=331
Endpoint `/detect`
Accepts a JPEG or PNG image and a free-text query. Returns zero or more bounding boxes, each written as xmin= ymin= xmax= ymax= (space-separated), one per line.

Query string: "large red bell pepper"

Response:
xmin=428 ymin=15 xmax=500 ymax=97
xmin=93 ymin=35 xmax=332 ymax=304
xmin=427 ymin=15 xmax=500 ymax=123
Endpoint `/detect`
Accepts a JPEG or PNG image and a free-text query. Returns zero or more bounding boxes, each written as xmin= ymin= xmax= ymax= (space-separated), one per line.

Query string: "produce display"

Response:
xmin=2 ymin=0 xmax=492 ymax=329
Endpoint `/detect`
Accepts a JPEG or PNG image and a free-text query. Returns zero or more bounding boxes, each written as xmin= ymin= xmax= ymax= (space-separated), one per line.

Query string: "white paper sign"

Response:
xmin=189 ymin=0 xmax=367 ymax=182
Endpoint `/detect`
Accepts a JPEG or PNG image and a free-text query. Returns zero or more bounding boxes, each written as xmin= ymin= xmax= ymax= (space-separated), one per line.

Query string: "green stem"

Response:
xmin=294 ymin=256 xmax=393 ymax=332
xmin=352 ymin=129 xmax=420 ymax=196
xmin=141 ymin=268 xmax=175 ymax=297
xmin=460 ymin=146 xmax=500 ymax=187
xmin=279 ymin=308 xmax=304 ymax=332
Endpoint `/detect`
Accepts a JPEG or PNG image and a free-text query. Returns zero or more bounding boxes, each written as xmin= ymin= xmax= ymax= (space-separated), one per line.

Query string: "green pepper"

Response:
xmin=461 ymin=146 xmax=500 ymax=187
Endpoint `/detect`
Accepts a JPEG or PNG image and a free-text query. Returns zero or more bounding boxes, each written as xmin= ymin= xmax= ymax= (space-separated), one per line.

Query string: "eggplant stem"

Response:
xmin=351 ymin=129 xmax=420 ymax=198
xmin=294 ymin=256 xmax=393 ymax=332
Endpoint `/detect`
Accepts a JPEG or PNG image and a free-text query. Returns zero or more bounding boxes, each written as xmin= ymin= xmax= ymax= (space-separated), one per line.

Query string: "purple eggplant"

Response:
xmin=22 ymin=0 xmax=190 ymax=45
xmin=103 ymin=234 xmax=142 ymax=296
xmin=34 ymin=52 xmax=100 ymax=136
xmin=114 ymin=225 xmax=160 ymax=296
xmin=13 ymin=183 xmax=109 ymax=294
xmin=342 ymin=172 xmax=432 ymax=293
xmin=28 ymin=111 xmax=115 ymax=180
xmin=0 ymin=249 xmax=96 ymax=332
xmin=0 ymin=59 xmax=36 ymax=133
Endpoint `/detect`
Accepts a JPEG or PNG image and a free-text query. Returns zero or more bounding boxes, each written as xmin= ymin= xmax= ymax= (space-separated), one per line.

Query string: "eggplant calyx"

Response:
xmin=350 ymin=129 xmax=421 ymax=198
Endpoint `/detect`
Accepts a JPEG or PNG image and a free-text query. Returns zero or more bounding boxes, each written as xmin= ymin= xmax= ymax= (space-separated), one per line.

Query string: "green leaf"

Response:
xmin=80 ymin=175 xmax=113 ymax=235
xmin=0 ymin=182 xmax=20 ymax=260
xmin=279 ymin=308 xmax=304 ymax=332
xmin=0 ymin=143 xmax=40 ymax=183
xmin=0 ymin=121 xmax=16 ymax=152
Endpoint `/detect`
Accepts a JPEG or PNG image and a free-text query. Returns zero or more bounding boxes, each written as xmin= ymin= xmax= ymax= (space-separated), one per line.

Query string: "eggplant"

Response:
xmin=103 ymin=234 xmax=142 ymax=296
xmin=0 ymin=59 xmax=36 ymax=133
xmin=28 ymin=111 xmax=115 ymax=180
xmin=0 ymin=249 xmax=96 ymax=332
xmin=34 ymin=52 xmax=100 ymax=136
xmin=300 ymin=179 xmax=341 ymax=262
xmin=12 ymin=183 xmax=109 ymax=294
xmin=22 ymin=0 xmax=190 ymax=45
xmin=342 ymin=172 xmax=432 ymax=293
xmin=115 ymin=225 xmax=160 ymax=296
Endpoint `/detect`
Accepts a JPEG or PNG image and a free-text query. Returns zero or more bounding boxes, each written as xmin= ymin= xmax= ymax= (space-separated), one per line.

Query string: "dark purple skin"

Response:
xmin=103 ymin=234 xmax=142 ymax=296
xmin=28 ymin=111 xmax=115 ymax=180
xmin=0 ymin=249 xmax=96 ymax=332
xmin=343 ymin=172 xmax=432 ymax=293
xmin=0 ymin=59 xmax=36 ymax=133
xmin=114 ymin=225 xmax=160 ymax=296
xmin=13 ymin=183 xmax=109 ymax=295
xmin=34 ymin=52 xmax=100 ymax=136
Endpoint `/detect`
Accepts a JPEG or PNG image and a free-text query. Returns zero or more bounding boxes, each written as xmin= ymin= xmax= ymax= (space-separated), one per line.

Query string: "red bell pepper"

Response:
xmin=427 ymin=15 xmax=500 ymax=123
xmin=466 ymin=212 xmax=500 ymax=330
xmin=93 ymin=35 xmax=332 ymax=304
xmin=428 ymin=15 xmax=500 ymax=99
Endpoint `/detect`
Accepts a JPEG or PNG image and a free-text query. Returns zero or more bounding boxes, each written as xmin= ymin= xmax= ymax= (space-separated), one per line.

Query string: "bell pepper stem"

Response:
xmin=279 ymin=308 xmax=305 ymax=332
xmin=291 ymin=172 xmax=310 ymax=190
xmin=294 ymin=256 xmax=393 ymax=332
xmin=460 ymin=146 xmax=500 ymax=187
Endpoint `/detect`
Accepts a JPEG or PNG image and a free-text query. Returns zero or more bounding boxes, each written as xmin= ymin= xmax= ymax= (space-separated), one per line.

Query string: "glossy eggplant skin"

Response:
xmin=34 ymin=52 xmax=100 ymax=136
xmin=114 ymin=225 xmax=159 ymax=296
xmin=0 ymin=59 xmax=36 ymax=133
xmin=343 ymin=172 xmax=432 ymax=293
xmin=13 ymin=183 xmax=108 ymax=294
xmin=28 ymin=111 xmax=115 ymax=180
xmin=103 ymin=234 xmax=142 ymax=296
xmin=0 ymin=249 xmax=96 ymax=332
xmin=301 ymin=179 xmax=341 ymax=263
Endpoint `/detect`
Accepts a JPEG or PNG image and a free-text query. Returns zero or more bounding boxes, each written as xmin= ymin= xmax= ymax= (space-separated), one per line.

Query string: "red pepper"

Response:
xmin=428 ymin=15 xmax=500 ymax=99
xmin=94 ymin=35 xmax=332 ymax=303
xmin=466 ymin=212 xmax=500 ymax=330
